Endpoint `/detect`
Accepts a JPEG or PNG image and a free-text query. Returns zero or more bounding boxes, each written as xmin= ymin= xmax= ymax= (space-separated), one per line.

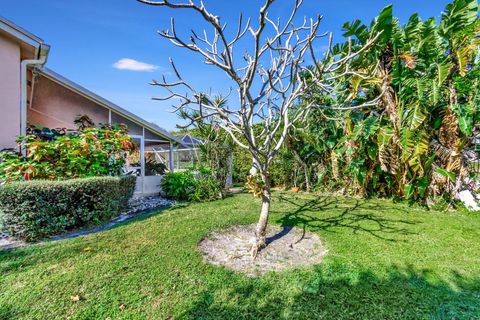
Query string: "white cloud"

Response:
xmin=113 ymin=58 xmax=159 ymax=72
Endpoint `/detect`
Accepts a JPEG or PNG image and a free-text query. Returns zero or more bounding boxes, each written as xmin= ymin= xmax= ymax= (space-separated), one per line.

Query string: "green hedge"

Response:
xmin=0 ymin=176 xmax=136 ymax=241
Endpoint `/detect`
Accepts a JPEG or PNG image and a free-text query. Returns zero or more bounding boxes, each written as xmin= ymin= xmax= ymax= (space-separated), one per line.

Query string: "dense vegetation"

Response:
xmin=291 ymin=0 xmax=480 ymax=203
xmin=161 ymin=166 xmax=223 ymax=202
xmin=1 ymin=192 xmax=479 ymax=319
xmin=0 ymin=176 xmax=136 ymax=241
xmin=0 ymin=122 xmax=135 ymax=182
xmin=0 ymin=117 xmax=138 ymax=241
xmin=184 ymin=0 xmax=480 ymax=208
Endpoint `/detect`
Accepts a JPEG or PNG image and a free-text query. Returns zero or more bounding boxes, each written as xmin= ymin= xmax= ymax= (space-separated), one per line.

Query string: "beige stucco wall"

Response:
xmin=29 ymin=75 xmax=109 ymax=129
xmin=0 ymin=35 xmax=21 ymax=149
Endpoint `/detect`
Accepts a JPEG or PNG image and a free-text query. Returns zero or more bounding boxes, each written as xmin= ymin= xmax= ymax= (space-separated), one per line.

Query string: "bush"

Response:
xmin=0 ymin=125 xmax=135 ymax=182
xmin=161 ymin=171 xmax=196 ymax=201
xmin=189 ymin=176 xmax=223 ymax=202
xmin=161 ymin=169 xmax=222 ymax=202
xmin=0 ymin=176 xmax=136 ymax=241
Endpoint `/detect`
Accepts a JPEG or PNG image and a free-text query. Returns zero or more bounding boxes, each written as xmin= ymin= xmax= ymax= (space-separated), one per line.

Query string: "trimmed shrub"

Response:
xmin=0 ymin=175 xmax=136 ymax=241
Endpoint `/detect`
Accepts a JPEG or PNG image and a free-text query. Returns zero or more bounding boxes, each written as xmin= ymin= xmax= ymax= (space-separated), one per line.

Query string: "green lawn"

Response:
xmin=1 ymin=192 xmax=480 ymax=319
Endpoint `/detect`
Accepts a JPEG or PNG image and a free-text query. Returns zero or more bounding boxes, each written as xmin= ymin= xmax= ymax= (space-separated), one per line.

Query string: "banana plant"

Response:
xmin=301 ymin=0 xmax=480 ymax=202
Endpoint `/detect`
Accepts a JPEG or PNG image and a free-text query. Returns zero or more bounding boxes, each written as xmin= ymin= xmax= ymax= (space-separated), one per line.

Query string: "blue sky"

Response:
xmin=2 ymin=0 xmax=450 ymax=131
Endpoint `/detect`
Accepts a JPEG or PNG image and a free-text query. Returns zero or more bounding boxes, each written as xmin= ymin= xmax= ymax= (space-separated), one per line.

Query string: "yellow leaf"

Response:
xmin=83 ymin=247 xmax=92 ymax=252
xmin=399 ymin=52 xmax=417 ymax=69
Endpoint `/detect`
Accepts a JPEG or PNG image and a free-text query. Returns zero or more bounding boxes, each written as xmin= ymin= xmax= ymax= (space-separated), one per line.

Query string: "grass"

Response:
xmin=1 ymin=191 xmax=480 ymax=319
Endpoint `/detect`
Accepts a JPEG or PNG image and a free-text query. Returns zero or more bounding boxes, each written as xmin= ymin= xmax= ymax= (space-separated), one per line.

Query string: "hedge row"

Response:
xmin=0 ymin=176 xmax=136 ymax=241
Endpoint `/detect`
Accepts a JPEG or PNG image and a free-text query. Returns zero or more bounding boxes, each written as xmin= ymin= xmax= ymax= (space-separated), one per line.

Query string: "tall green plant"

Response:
xmin=0 ymin=125 xmax=135 ymax=182
xmin=296 ymin=0 xmax=480 ymax=202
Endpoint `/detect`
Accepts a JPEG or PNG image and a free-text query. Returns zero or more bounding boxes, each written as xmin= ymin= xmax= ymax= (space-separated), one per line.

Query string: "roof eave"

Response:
xmin=0 ymin=16 xmax=44 ymax=50
xmin=39 ymin=68 xmax=186 ymax=147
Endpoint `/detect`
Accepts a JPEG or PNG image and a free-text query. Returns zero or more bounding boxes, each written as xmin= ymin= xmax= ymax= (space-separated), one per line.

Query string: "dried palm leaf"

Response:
xmin=379 ymin=144 xmax=400 ymax=174
xmin=439 ymin=108 xmax=460 ymax=149
xmin=399 ymin=52 xmax=417 ymax=69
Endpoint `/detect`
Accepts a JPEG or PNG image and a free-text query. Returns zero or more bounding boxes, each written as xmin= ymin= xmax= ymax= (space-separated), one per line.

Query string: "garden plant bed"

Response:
xmin=123 ymin=195 xmax=175 ymax=216
xmin=199 ymin=224 xmax=327 ymax=276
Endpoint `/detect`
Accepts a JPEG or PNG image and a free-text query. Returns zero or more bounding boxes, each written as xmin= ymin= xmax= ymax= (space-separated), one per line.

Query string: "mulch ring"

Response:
xmin=198 ymin=224 xmax=327 ymax=277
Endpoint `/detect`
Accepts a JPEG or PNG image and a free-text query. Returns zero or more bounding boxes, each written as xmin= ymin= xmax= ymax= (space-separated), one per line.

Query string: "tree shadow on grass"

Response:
xmin=182 ymin=265 xmax=480 ymax=319
xmin=0 ymin=304 xmax=16 ymax=320
xmin=272 ymin=195 xmax=420 ymax=242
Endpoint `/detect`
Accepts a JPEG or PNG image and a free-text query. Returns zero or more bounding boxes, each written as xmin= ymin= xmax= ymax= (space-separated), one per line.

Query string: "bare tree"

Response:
xmin=138 ymin=0 xmax=378 ymax=257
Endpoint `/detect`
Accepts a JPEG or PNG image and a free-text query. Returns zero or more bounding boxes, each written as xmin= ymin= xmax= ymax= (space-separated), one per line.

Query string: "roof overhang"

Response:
xmin=0 ymin=16 xmax=50 ymax=61
xmin=39 ymin=68 xmax=185 ymax=146
xmin=0 ymin=16 xmax=180 ymax=146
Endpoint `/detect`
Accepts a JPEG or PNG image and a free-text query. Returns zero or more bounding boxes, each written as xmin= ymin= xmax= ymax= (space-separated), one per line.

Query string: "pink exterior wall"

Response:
xmin=27 ymin=76 xmax=163 ymax=139
xmin=111 ymin=112 xmax=143 ymax=136
xmin=0 ymin=35 xmax=21 ymax=149
xmin=29 ymin=76 xmax=109 ymax=129
xmin=145 ymin=128 xmax=168 ymax=142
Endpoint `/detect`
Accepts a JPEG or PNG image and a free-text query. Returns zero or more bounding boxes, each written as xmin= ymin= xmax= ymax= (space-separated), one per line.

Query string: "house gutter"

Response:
xmin=20 ymin=43 xmax=49 ymax=138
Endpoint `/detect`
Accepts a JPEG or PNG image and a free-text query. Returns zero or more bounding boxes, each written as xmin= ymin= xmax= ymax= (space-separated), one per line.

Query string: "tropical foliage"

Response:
xmin=161 ymin=166 xmax=223 ymax=202
xmin=267 ymin=0 xmax=480 ymax=203
xmin=169 ymin=0 xmax=480 ymax=208
xmin=177 ymin=96 xmax=235 ymax=187
xmin=0 ymin=123 xmax=135 ymax=182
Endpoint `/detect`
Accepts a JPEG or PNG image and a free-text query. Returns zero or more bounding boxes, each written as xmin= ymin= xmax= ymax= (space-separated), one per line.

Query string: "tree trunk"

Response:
xmin=292 ymin=149 xmax=310 ymax=192
xmin=303 ymin=165 xmax=311 ymax=192
xmin=251 ymin=172 xmax=271 ymax=259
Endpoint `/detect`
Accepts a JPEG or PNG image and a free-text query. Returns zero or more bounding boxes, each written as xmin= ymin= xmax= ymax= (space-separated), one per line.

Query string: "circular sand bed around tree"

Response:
xmin=198 ymin=224 xmax=327 ymax=277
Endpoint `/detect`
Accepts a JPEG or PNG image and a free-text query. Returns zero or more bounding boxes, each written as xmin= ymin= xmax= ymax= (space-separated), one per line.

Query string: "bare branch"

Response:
xmin=140 ymin=0 xmax=381 ymax=171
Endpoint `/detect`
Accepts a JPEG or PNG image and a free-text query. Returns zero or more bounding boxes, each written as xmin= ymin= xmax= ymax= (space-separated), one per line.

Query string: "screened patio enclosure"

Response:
xmin=126 ymin=136 xmax=171 ymax=195
xmin=126 ymin=137 xmax=199 ymax=195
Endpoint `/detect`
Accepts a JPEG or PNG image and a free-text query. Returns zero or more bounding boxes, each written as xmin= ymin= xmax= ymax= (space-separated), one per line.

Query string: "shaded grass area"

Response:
xmin=1 ymin=192 xmax=480 ymax=319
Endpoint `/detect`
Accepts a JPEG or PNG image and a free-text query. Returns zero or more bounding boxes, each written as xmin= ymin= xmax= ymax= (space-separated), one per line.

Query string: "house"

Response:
xmin=0 ymin=16 xmax=183 ymax=195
